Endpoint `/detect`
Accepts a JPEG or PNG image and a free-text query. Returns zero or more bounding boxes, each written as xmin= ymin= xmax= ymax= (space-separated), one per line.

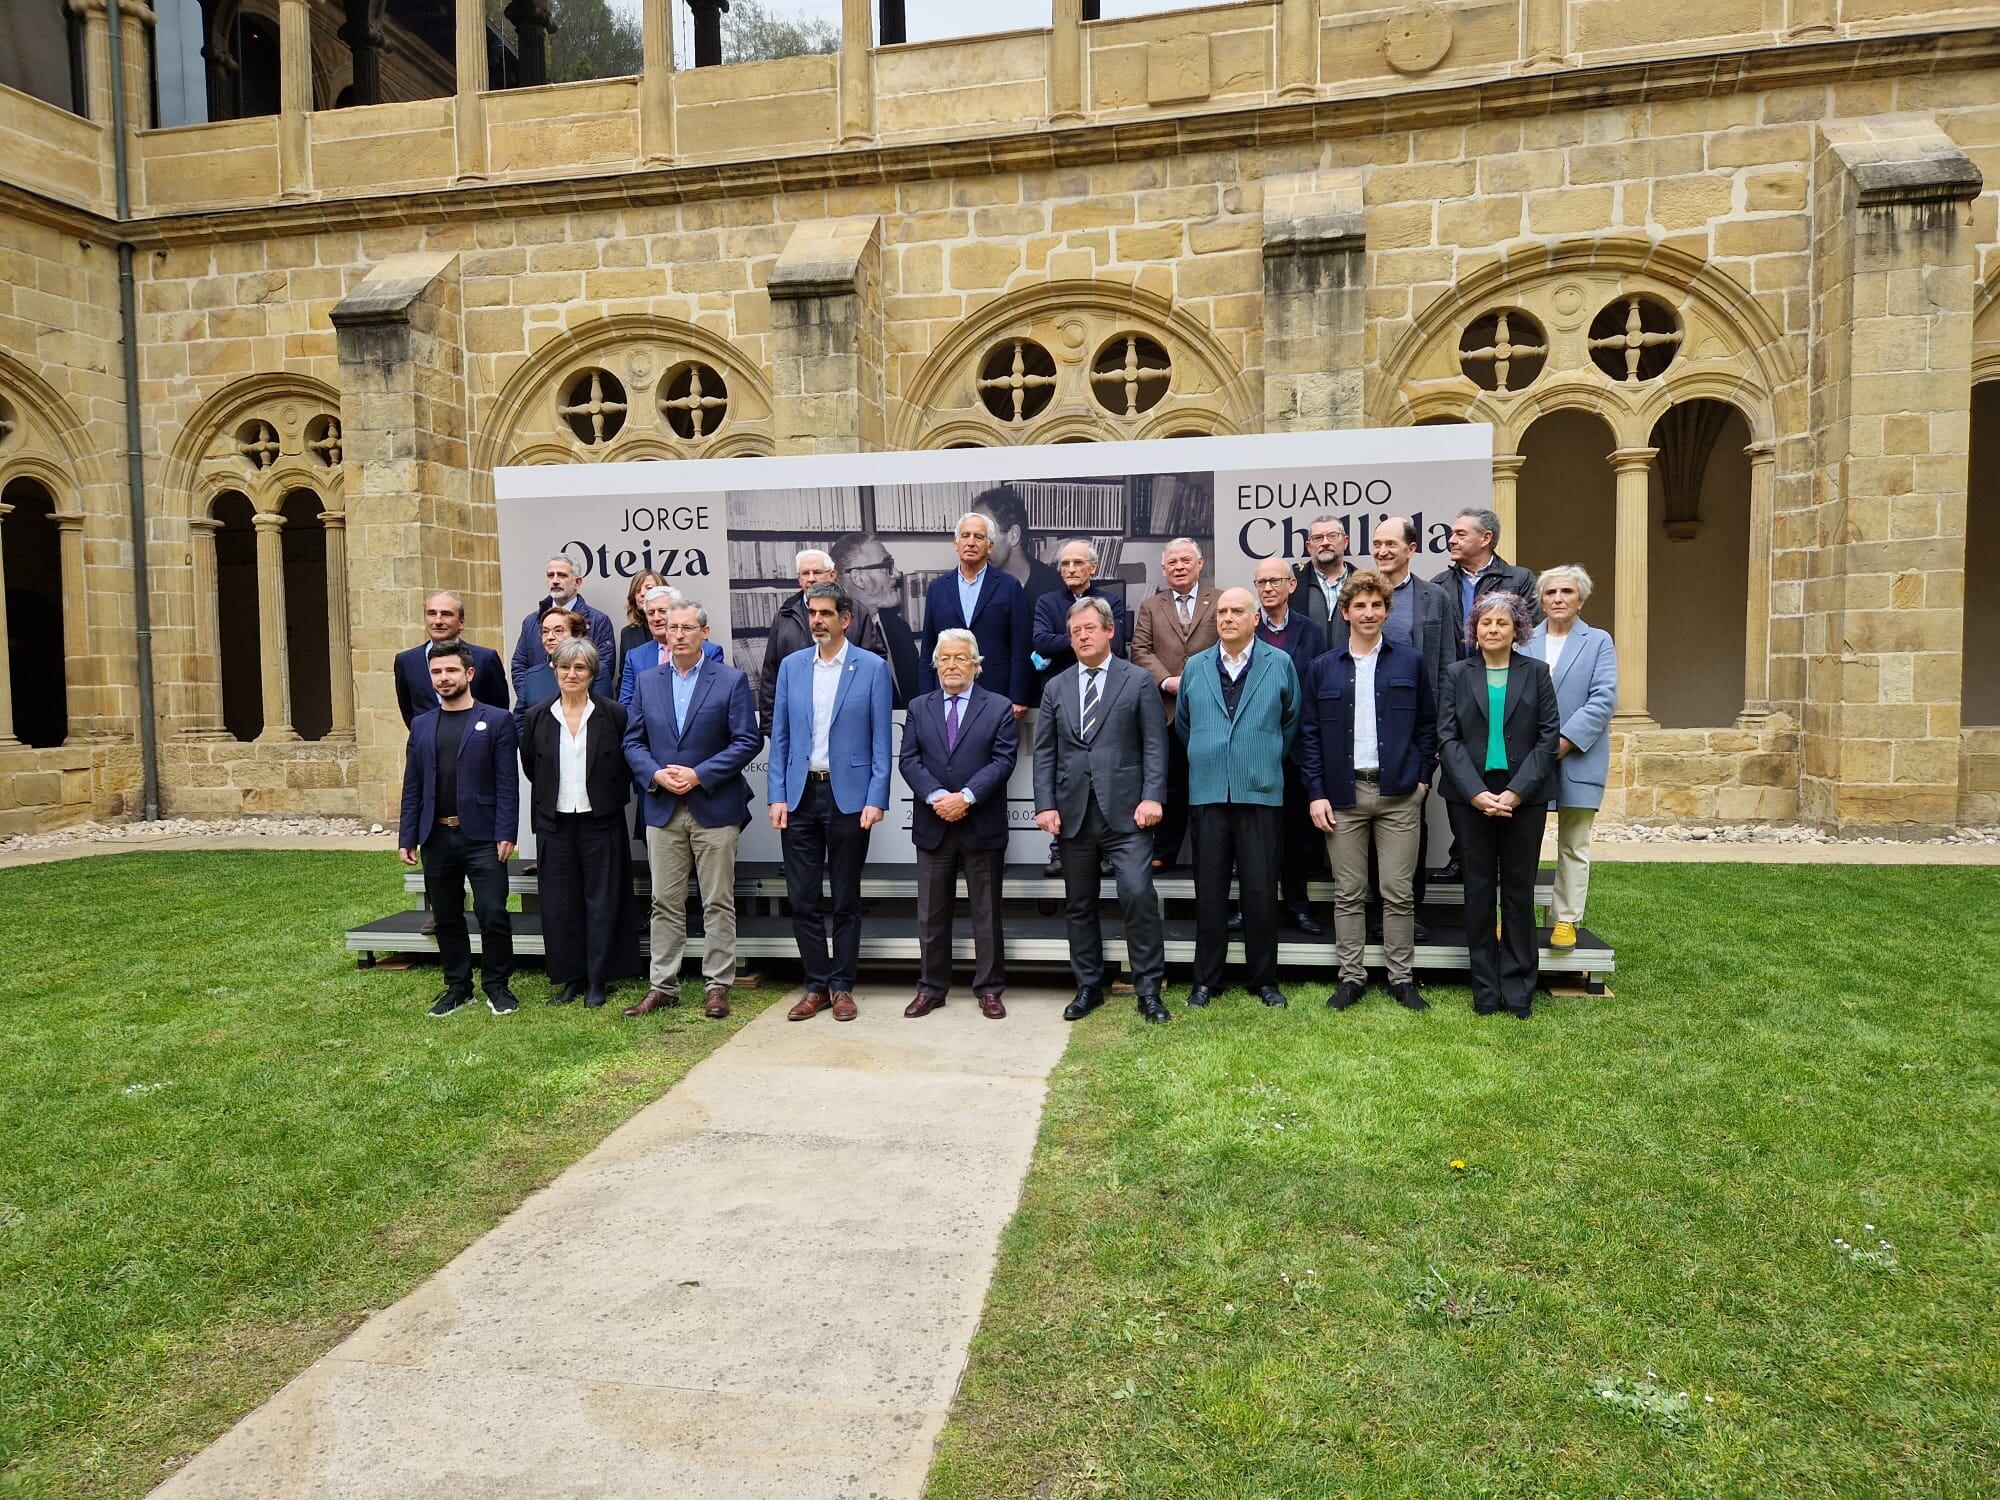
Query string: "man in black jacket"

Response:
xmin=1442 ymin=507 xmax=1539 ymax=656
xmin=1290 ymin=513 xmax=1354 ymax=626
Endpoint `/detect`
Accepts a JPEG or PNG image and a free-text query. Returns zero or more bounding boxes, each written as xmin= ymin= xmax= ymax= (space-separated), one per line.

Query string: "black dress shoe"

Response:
xmin=1474 ymin=999 xmax=1503 ymax=1016
xmin=583 ymin=985 xmax=608 ymax=1009
xmin=1286 ymin=908 xmax=1326 ymax=937
xmin=1185 ymin=985 xmax=1218 ymax=1008
xmin=547 ymin=982 xmax=581 ymax=1006
xmin=1327 ymin=980 xmax=1366 ymax=1010
xmin=1257 ymin=985 xmax=1289 ymax=1008
xmin=1509 ymin=1003 xmax=1533 ymax=1021
xmin=1435 ymin=860 xmax=1461 ymax=883
xmin=1226 ymin=913 xmax=1244 ymax=934
xmin=1044 ymin=855 xmax=1064 ymax=878
xmin=1390 ymin=980 xmax=1430 ymax=1012
xmin=1062 ymin=988 xmax=1105 ymax=1022
xmin=1136 ymin=994 xmax=1171 ymax=1024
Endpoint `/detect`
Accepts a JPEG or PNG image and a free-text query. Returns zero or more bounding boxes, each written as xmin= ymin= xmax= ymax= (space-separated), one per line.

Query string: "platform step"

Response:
xmin=345 ymin=908 xmax=1615 ymax=977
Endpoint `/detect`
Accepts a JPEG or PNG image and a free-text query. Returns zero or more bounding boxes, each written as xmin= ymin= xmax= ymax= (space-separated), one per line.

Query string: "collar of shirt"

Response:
xmin=561 ymin=696 xmax=596 ymax=729
xmin=814 ymin=641 xmax=850 ymax=671
xmin=1461 ymin=562 xmax=1489 ymax=582
xmin=958 ymin=564 xmax=987 ymax=587
xmin=1219 ymin=642 xmax=1254 ymax=677
xmin=670 ymin=654 xmax=703 ymax=682
xmin=1259 ymin=606 xmax=1290 ymax=632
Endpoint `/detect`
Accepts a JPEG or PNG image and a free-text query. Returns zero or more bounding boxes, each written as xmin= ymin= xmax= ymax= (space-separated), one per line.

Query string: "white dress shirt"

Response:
xmin=555 ymin=698 xmax=595 ymax=813
xmin=1076 ymin=660 xmax=1109 ymax=720
xmin=809 ymin=641 xmax=849 ymax=772
xmin=1219 ymin=642 xmax=1254 ymax=681
xmin=1351 ymin=643 xmax=1380 ymax=773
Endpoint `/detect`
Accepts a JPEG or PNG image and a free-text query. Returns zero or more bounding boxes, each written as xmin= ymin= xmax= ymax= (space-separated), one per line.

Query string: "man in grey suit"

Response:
xmin=1033 ymin=596 xmax=1171 ymax=1025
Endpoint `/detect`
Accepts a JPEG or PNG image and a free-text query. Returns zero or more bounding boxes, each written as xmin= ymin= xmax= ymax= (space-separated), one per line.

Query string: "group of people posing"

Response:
xmin=396 ymin=496 xmax=1619 ymax=1023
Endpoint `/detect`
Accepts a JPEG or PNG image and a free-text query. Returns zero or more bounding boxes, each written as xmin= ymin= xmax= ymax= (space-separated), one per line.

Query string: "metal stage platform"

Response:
xmin=348 ymin=862 xmax=1615 ymax=991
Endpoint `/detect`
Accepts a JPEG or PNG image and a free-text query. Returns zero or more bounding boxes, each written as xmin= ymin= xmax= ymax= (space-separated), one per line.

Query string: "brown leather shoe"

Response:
xmin=787 ymin=991 xmax=831 ymax=1021
xmin=703 ymin=984 xmax=731 ymax=1019
xmin=622 ymin=986 xmax=679 ymax=1018
xmin=904 ymin=993 xmax=945 ymax=1018
xmin=977 ymin=993 xmax=1007 ymax=1020
xmin=830 ymin=991 xmax=859 ymax=1022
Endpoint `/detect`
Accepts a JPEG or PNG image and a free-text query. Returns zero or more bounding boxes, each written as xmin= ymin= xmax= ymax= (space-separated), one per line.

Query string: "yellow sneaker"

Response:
xmin=1550 ymin=921 xmax=1577 ymax=950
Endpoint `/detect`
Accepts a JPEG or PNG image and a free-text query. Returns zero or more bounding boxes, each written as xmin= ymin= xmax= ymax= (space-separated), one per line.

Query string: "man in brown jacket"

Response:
xmin=1129 ymin=535 xmax=1220 ymax=871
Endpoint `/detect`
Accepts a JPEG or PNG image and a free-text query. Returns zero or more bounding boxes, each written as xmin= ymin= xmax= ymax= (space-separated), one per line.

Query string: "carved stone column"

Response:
xmin=454 ymin=0 xmax=490 ymax=181
xmin=252 ymin=512 xmax=298 ymax=741
xmin=688 ymin=0 xmax=726 ymax=66
xmin=839 ymin=0 xmax=874 ymax=145
xmin=1609 ymin=447 xmax=1658 ymax=728
xmin=320 ymin=510 xmax=356 ymax=738
xmin=0 ymin=502 xmax=16 ymax=747
xmin=1490 ymin=453 xmax=1526 ymax=556
xmin=1050 ymin=0 xmax=1085 ymax=124
xmin=1787 ymin=0 xmax=1836 ymax=40
xmin=879 ymin=0 xmax=906 ymax=46
xmin=278 ymin=0 xmax=311 ymax=198
xmin=51 ymin=511 xmax=89 ymax=743
xmin=185 ymin=516 xmax=232 ymax=738
xmin=1277 ymin=0 xmax=1314 ymax=97
xmin=504 ymin=0 xmax=552 ymax=87
xmin=1737 ymin=441 xmax=1776 ymax=727
xmin=68 ymin=0 xmax=114 ymax=126
xmin=340 ymin=0 xmax=383 ymax=105
xmin=1523 ymin=0 xmax=1567 ymax=68
xmin=640 ymin=0 xmax=676 ymax=164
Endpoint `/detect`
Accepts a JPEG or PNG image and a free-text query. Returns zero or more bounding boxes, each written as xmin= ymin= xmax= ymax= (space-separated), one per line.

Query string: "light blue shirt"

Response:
xmin=809 ymin=641 xmax=849 ymax=772
xmin=669 ymin=654 xmax=702 ymax=732
xmin=928 ymin=690 xmax=976 ymax=805
xmin=955 ymin=565 xmax=987 ymax=627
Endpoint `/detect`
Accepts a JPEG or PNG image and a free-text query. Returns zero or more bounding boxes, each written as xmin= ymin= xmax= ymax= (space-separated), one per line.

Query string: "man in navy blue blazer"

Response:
xmin=769 ymin=582 xmax=893 ymax=1022
xmin=898 ymin=627 xmax=1018 ymax=1020
xmin=1296 ymin=571 xmax=1438 ymax=1014
xmin=621 ymin=596 xmax=762 ymax=1021
xmin=510 ymin=554 xmax=616 ymax=698
xmin=918 ymin=512 xmax=1032 ymax=717
xmin=395 ymin=591 xmax=509 ymax=727
xmin=398 ymin=644 xmax=520 ymax=1017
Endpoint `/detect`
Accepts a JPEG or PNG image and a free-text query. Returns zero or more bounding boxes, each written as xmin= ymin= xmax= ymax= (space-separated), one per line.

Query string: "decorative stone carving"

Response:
xmin=1384 ymin=6 xmax=1452 ymax=75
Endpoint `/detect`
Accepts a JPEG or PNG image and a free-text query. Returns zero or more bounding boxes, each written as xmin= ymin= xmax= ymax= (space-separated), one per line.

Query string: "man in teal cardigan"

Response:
xmin=1174 ymin=587 xmax=1302 ymax=1009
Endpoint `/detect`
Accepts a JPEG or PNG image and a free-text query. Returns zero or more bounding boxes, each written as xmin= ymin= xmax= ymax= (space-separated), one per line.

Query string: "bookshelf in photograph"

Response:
xmin=723 ymin=487 xmax=863 ymax=677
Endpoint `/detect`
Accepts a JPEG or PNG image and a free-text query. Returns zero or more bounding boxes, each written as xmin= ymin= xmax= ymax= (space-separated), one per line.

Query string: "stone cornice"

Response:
xmin=12 ymin=26 xmax=2000 ymax=248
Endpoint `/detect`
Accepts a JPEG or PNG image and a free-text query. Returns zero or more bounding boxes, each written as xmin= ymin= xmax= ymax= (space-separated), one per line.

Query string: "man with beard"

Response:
xmin=510 ymin=554 xmax=615 ymax=698
xmin=1290 ymin=514 xmax=1355 ymax=627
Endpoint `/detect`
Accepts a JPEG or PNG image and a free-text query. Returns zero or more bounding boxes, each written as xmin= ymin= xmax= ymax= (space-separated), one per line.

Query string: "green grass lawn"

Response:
xmin=928 ymin=865 xmax=2000 ymax=1498
xmin=0 ymin=850 xmax=779 ymax=1500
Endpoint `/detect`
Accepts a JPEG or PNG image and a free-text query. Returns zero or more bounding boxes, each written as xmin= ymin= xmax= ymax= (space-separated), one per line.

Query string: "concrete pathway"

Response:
xmin=152 ymin=986 xmax=1075 ymax=1500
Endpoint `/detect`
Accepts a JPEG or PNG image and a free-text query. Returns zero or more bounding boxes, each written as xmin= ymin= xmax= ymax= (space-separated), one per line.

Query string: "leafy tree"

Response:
xmin=484 ymin=0 xmax=644 ymax=83
xmin=721 ymin=0 xmax=839 ymax=63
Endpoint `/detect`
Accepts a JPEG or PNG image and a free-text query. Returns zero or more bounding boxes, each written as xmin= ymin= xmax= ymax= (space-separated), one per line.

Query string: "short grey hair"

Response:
xmin=551 ymin=638 xmax=600 ymax=675
xmin=795 ymin=548 xmax=834 ymax=573
xmin=1535 ymin=564 xmax=1594 ymax=603
xmin=1057 ymin=538 xmax=1099 ymax=566
xmin=1454 ymin=507 xmax=1503 ymax=548
xmin=1163 ymin=536 xmax=1204 ymax=559
xmin=641 ymin=585 xmax=681 ymax=609
xmin=955 ymin=511 xmax=995 ymax=539
xmin=667 ymin=598 xmax=710 ymax=629
xmin=545 ymin=554 xmax=577 ymax=573
xmin=425 ymin=590 xmax=465 ymax=617
xmin=805 ymin=580 xmax=853 ymax=615
xmin=1067 ymin=595 xmax=1115 ymax=631
xmin=931 ymin=627 xmax=983 ymax=670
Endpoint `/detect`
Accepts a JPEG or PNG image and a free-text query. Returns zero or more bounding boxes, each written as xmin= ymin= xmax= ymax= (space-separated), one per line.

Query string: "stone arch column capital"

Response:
xmin=49 ymin=509 xmax=86 ymax=532
xmin=317 ymin=510 xmax=345 ymax=529
xmin=1608 ymin=446 xmax=1658 ymax=475
xmin=252 ymin=510 xmax=288 ymax=531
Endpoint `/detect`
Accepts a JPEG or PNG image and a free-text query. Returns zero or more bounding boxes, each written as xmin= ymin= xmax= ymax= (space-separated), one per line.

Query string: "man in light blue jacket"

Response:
xmin=1523 ymin=564 xmax=1619 ymax=949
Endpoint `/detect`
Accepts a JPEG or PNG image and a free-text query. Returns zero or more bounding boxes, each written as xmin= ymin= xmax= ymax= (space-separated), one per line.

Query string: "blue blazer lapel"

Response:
xmin=830 ymin=651 xmax=860 ymax=726
xmin=1552 ymin=621 xmax=1592 ymax=691
xmin=679 ymin=661 xmax=717 ymax=734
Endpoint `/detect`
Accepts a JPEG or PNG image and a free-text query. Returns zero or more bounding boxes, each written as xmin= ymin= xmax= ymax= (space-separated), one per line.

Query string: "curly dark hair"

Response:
xmin=1462 ymin=590 xmax=1534 ymax=650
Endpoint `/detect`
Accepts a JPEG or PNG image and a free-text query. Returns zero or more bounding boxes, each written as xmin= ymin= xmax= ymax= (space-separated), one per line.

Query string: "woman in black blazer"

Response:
xmin=615 ymin=569 xmax=665 ymax=688
xmin=518 ymin=638 xmax=643 ymax=1007
xmin=1436 ymin=592 xmax=1560 ymax=1019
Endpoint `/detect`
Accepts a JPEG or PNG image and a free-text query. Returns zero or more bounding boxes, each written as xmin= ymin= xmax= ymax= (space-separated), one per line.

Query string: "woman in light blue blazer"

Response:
xmin=1523 ymin=565 xmax=1619 ymax=950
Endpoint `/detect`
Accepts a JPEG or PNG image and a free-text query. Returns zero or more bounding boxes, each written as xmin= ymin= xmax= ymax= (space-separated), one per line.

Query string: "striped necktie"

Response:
xmin=1080 ymin=668 xmax=1102 ymax=741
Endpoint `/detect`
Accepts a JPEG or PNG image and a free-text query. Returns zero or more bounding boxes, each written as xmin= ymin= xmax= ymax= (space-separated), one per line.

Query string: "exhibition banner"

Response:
xmin=495 ymin=425 xmax=1494 ymax=864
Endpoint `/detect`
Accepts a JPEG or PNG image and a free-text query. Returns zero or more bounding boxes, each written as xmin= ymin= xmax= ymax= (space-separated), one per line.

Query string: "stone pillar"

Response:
xmin=768 ymin=218 xmax=886 ymax=455
xmin=879 ymin=0 xmax=906 ymax=46
xmin=688 ymin=0 xmax=725 ymax=66
xmin=1050 ymin=0 xmax=1084 ymax=124
xmin=68 ymin=0 xmax=113 ymax=126
xmin=278 ymin=0 xmax=311 ymax=199
xmin=454 ymin=0 xmax=489 ymax=182
xmin=1609 ymin=447 xmax=1657 ymax=728
xmin=504 ymin=0 xmax=552 ymax=86
xmin=1490 ymin=453 xmax=1526 ymax=555
xmin=185 ymin=516 xmax=231 ymax=738
xmin=838 ymin=0 xmax=874 ymax=145
xmin=1801 ymin=116 xmax=1981 ymax=831
xmin=1277 ymin=0 xmax=1314 ymax=97
xmin=1261 ymin=170 xmax=1367 ymax=431
xmin=114 ymin=0 xmax=155 ymax=156
xmin=1738 ymin=440 xmax=1776 ymax=726
xmin=1524 ymin=0 xmax=1567 ymax=67
xmin=320 ymin=510 xmax=356 ymax=738
xmin=0 ymin=503 xmax=15 ymax=747
xmin=51 ymin=511 xmax=89 ymax=742
xmin=340 ymin=0 xmax=382 ymax=105
xmin=330 ymin=253 xmax=471 ymax=821
xmin=1787 ymin=0 xmax=1837 ymax=40
xmin=252 ymin=512 xmax=298 ymax=741
xmin=640 ymin=0 xmax=676 ymax=164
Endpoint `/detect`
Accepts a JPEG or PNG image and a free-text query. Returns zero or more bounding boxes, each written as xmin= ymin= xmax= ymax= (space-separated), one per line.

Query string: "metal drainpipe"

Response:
xmin=105 ymin=0 xmax=163 ymax=821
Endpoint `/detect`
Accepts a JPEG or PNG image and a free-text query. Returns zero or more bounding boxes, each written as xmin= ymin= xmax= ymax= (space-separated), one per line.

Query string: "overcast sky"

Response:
xmin=659 ymin=1 xmax=1218 ymax=53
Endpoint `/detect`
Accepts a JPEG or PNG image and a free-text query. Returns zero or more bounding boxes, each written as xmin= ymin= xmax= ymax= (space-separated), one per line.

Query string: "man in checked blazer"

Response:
xmin=1129 ymin=536 xmax=1220 ymax=872
xmin=1034 ymin=595 xmax=1171 ymax=1025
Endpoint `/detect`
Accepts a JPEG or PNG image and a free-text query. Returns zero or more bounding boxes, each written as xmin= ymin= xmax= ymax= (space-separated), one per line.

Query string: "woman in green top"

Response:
xmin=1436 ymin=592 xmax=1561 ymax=1019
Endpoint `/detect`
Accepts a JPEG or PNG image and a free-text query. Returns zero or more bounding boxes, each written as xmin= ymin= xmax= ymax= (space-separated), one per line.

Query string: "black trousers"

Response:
xmin=1279 ymin=762 xmax=1324 ymax=913
xmin=1155 ymin=718 xmax=1191 ymax=867
xmin=1062 ymin=792 xmax=1165 ymax=996
xmin=1191 ymin=802 xmax=1283 ymax=990
xmin=538 ymin=811 xmax=642 ymax=987
xmin=423 ymin=824 xmax=513 ymax=992
xmin=782 ymin=776 xmax=870 ymax=994
xmin=915 ymin=829 xmax=1005 ymax=999
xmin=1448 ymin=770 xmax=1548 ymax=1013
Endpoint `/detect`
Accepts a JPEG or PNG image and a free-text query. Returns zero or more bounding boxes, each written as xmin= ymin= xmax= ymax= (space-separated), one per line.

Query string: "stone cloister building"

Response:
xmin=1 ymin=0 xmax=1997 ymax=835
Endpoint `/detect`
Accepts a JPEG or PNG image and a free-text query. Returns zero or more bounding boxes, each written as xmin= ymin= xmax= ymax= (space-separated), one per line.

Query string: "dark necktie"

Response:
xmin=1081 ymin=668 xmax=1101 ymax=741
xmin=945 ymin=694 xmax=960 ymax=751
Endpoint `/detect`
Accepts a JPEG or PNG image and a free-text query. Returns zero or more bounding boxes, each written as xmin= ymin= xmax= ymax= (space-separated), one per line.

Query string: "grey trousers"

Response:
xmin=1328 ymin=779 xmax=1423 ymax=984
xmin=647 ymin=806 xmax=741 ymax=987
